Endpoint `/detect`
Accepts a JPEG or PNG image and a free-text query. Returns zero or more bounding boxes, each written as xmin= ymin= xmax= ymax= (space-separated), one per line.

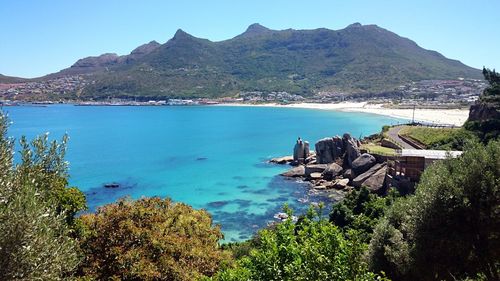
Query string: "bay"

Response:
xmin=4 ymin=105 xmax=405 ymax=241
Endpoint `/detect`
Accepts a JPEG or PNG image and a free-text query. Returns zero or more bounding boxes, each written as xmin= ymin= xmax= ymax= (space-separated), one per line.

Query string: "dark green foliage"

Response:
xmin=330 ymin=187 xmax=397 ymax=242
xmin=0 ymin=113 xmax=83 ymax=280
xmin=77 ymin=197 xmax=230 ymax=281
xmin=367 ymin=141 xmax=500 ymax=280
xmin=211 ymin=205 xmax=386 ymax=281
xmin=480 ymin=68 xmax=500 ymax=106
xmin=76 ymin=24 xmax=480 ymax=99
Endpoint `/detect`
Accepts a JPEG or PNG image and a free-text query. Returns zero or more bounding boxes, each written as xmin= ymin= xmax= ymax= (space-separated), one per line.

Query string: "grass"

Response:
xmin=361 ymin=143 xmax=397 ymax=156
xmin=398 ymin=126 xmax=477 ymax=150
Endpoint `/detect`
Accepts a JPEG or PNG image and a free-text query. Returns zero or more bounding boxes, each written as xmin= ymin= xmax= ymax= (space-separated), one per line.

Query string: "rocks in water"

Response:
xmin=270 ymin=155 xmax=294 ymax=164
xmin=293 ymin=138 xmax=310 ymax=164
xmin=333 ymin=178 xmax=349 ymax=189
xmin=196 ymin=157 xmax=208 ymax=161
xmin=104 ymin=183 xmax=120 ymax=188
xmin=362 ymin=165 xmax=388 ymax=194
xmin=351 ymin=153 xmax=376 ymax=175
xmin=305 ymin=164 xmax=328 ymax=176
xmin=315 ymin=136 xmax=343 ymax=164
xmin=352 ymin=163 xmax=385 ymax=188
xmin=322 ymin=163 xmax=343 ymax=180
xmin=281 ymin=165 xmax=305 ymax=177
xmin=343 ymin=133 xmax=361 ymax=167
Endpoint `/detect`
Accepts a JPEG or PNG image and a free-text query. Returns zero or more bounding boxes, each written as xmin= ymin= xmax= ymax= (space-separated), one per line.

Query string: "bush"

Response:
xmin=0 ymin=113 xmax=82 ymax=280
xmin=211 ymin=205 xmax=386 ymax=281
xmin=367 ymin=140 xmax=500 ymax=280
xmin=77 ymin=197 xmax=230 ymax=280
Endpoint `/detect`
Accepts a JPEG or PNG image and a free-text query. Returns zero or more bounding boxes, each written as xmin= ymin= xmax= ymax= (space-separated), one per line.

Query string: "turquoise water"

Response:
xmin=4 ymin=105 xmax=405 ymax=241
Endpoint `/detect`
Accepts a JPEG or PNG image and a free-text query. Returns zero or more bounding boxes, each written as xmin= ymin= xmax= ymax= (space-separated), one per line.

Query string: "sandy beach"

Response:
xmin=217 ymin=102 xmax=470 ymax=126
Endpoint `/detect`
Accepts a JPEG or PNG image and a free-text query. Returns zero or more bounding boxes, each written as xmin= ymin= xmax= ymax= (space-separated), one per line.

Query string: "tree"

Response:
xmin=211 ymin=205 xmax=386 ymax=281
xmin=367 ymin=141 xmax=500 ymax=280
xmin=77 ymin=197 xmax=230 ymax=281
xmin=0 ymin=113 xmax=82 ymax=280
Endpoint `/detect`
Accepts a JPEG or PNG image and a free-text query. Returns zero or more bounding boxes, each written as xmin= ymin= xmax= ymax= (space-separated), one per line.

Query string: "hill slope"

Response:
xmin=51 ymin=23 xmax=482 ymax=99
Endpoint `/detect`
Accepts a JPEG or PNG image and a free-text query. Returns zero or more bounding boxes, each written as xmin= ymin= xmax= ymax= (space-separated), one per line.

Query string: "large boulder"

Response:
xmin=305 ymin=164 xmax=328 ymax=176
xmin=281 ymin=166 xmax=305 ymax=177
xmin=315 ymin=136 xmax=343 ymax=164
xmin=322 ymin=163 xmax=343 ymax=180
xmin=362 ymin=165 xmax=388 ymax=194
xmin=333 ymin=178 xmax=350 ymax=189
xmin=351 ymin=153 xmax=376 ymax=175
xmin=343 ymin=133 xmax=361 ymax=167
xmin=352 ymin=163 xmax=385 ymax=187
xmin=293 ymin=141 xmax=306 ymax=163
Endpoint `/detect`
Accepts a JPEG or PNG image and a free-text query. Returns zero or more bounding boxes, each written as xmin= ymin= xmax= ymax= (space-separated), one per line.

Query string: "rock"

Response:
xmin=308 ymin=172 xmax=323 ymax=180
xmin=352 ymin=163 xmax=385 ymax=187
xmin=270 ymin=155 xmax=293 ymax=164
xmin=281 ymin=166 xmax=305 ymax=177
xmin=362 ymin=165 xmax=388 ymax=194
xmin=343 ymin=133 xmax=361 ymax=167
xmin=333 ymin=178 xmax=349 ymax=189
xmin=351 ymin=153 xmax=376 ymax=174
xmin=305 ymin=164 xmax=328 ymax=176
xmin=313 ymin=185 xmax=327 ymax=190
xmin=322 ymin=163 xmax=343 ymax=180
xmin=343 ymin=169 xmax=355 ymax=179
xmin=315 ymin=136 xmax=343 ymax=164
xmin=104 ymin=183 xmax=120 ymax=188
xmin=305 ymin=155 xmax=316 ymax=164
xmin=293 ymin=139 xmax=310 ymax=164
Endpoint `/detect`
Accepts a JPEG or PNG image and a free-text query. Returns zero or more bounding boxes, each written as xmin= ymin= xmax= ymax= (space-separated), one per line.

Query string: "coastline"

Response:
xmin=215 ymin=102 xmax=469 ymax=126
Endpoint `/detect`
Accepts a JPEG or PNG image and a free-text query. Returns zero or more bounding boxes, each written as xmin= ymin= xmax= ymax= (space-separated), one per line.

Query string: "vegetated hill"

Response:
xmin=51 ymin=23 xmax=482 ymax=99
xmin=0 ymin=74 xmax=28 ymax=83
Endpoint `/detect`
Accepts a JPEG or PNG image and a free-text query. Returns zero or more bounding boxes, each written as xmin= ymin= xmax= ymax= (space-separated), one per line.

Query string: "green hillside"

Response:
xmin=56 ymin=23 xmax=481 ymax=99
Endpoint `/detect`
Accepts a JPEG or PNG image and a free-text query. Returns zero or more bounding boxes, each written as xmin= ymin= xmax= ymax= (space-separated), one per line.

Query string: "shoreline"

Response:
xmin=215 ymin=102 xmax=469 ymax=126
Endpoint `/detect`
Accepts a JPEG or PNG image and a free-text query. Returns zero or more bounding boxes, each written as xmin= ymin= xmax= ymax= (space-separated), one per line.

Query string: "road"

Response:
xmin=386 ymin=126 xmax=419 ymax=149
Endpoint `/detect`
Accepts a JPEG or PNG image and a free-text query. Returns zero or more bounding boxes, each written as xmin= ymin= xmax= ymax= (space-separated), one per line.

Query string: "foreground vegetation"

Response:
xmin=0 ymin=69 xmax=498 ymax=281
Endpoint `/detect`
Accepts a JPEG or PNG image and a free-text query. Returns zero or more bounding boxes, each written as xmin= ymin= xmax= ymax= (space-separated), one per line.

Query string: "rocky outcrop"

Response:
xmin=281 ymin=166 xmax=305 ymax=177
xmin=333 ymin=178 xmax=349 ymax=189
xmin=322 ymin=163 xmax=343 ymax=180
xmin=315 ymin=137 xmax=343 ymax=164
xmin=305 ymin=164 xmax=328 ymax=176
xmin=343 ymin=133 xmax=361 ymax=166
xmin=270 ymin=156 xmax=293 ymax=164
xmin=352 ymin=163 xmax=385 ymax=187
xmin=351 ymin=153 xmax=376 ymax=175
xmin=362 ymin=165 xmax=388 ymax=194
xmin=468 ymin=103 xmax=500 ymax=121
xmin=293 ymin=139 xmax=310 ymax=164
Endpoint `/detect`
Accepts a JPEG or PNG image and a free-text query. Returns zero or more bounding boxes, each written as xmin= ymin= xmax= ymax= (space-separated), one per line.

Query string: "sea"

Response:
xmin=4 ymin=104 xmax=406 ymax=241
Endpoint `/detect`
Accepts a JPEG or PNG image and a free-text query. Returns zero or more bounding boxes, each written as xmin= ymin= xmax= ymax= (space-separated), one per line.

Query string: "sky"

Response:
xmin=1 ymin=0 xmax=499 ymax=78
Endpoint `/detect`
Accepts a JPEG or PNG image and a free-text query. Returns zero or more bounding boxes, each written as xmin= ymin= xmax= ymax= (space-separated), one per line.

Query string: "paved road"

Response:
xmin=386 ymin=126 xmax=418 ymax=149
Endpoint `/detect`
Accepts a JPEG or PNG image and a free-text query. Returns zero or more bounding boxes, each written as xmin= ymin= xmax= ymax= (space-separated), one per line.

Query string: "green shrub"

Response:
xmin=367 ymin=140 xmax=500 ymax=280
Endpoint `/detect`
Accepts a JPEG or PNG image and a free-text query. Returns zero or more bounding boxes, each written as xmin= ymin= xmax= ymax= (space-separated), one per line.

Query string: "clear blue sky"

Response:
xmin=1 ymin=0 xmax=499 ymax=78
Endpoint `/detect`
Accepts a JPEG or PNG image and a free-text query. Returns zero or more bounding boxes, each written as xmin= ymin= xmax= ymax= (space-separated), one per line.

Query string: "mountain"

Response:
xmin=48 ymin=23 xmax=482 ymax=99
xmin=0 ymin=74 xmax=28 ymax=84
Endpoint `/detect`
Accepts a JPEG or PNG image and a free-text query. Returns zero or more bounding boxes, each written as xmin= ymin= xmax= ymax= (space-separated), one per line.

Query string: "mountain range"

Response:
xmin=3 ymin=23 xmax=482 ymax=99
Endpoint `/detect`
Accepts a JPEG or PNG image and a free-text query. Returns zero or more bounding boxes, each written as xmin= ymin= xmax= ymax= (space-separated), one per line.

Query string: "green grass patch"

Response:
xmin=361 ymin=143 xmax=397 ymax=156
xmin=399 ymin=126 xmax=477 ymax=150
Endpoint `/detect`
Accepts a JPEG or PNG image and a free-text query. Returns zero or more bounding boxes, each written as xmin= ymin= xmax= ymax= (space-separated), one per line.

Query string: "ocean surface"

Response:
xmin=4 ymin=104 xmax=405 ymax=241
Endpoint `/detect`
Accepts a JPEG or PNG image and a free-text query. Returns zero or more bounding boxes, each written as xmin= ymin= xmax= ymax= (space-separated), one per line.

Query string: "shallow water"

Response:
xmin=4 ymin=104 xmax=406 ymax=241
